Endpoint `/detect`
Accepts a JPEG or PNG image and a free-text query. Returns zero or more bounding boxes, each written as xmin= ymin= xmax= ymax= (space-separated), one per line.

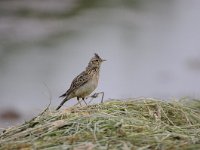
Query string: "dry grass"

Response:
xmin=0 ymin=98 xmax=200 ymax=150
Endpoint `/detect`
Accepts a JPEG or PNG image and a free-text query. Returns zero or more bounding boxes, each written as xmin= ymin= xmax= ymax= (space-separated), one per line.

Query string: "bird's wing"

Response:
xmin=65 ymin=71 xmax=91 ymax=96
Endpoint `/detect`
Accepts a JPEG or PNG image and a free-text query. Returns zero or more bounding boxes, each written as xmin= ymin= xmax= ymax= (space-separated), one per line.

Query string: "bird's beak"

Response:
xmin=101 ymin=59 xmax=106 ymax=62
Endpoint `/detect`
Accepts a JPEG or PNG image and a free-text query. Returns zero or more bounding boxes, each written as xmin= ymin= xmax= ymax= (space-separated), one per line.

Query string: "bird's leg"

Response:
xmin=74 ymin=97 xmax=79 ymax=106
xmin=99 ymin=92 xmax=104 ymax=103
xmin=76 ymin=97 xmax=82 ymax=107
xmin=82 ymin=98 xmax=88 ymax=106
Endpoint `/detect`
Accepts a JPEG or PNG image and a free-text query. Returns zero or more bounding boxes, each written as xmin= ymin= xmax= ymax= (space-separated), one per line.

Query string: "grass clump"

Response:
xmin=0 ymin=98 xmax=200 ymax=149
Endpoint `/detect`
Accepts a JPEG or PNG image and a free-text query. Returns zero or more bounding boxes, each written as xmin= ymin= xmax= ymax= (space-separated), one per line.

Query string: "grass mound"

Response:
xmin=0 ymin=98 xmax=200 ymax=149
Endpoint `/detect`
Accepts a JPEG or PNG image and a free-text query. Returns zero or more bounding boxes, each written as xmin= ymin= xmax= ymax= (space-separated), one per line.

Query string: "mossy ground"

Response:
xmin=0 ymin=98 xmax=200 ymax=150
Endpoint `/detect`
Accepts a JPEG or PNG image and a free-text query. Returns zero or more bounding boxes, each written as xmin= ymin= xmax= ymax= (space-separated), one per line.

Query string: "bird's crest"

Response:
xmin=94 ymin=53 xmax=100 ymax=59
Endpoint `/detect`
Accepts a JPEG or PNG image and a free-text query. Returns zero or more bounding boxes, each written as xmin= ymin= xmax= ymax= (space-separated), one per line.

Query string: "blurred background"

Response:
xmin=0 ymin=0 xmax=200 ymax=129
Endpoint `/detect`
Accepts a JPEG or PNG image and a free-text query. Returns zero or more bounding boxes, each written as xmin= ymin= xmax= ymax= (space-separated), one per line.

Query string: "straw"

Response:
xmin=0 ymin=98 xmax=200 ymax=149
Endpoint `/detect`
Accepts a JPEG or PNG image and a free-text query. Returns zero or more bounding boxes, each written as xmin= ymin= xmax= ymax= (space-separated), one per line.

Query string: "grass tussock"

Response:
xmin=0 ymin=98 xmax=200 ymax=150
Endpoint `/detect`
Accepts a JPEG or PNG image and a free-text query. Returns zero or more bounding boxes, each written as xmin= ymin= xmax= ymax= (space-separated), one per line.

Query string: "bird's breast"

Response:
xmin=74 ymin=74 xmax=99 ymax=98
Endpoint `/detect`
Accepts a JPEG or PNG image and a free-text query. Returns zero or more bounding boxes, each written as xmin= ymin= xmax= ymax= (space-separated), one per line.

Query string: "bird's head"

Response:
xmin=88 ymin=53 xmax=106 ymax=68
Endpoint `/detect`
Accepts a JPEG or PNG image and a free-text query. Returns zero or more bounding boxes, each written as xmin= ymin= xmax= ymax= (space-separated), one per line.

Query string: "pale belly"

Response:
xmin=74 ymin=78 xmax=98 ymax=98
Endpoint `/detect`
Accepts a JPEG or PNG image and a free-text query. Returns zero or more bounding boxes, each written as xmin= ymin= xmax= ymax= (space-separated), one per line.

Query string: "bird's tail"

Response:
xmin=59 ymin=93 xmax=66 ymax=98
xmin=56 ymin=97 xmax=69 ymax=110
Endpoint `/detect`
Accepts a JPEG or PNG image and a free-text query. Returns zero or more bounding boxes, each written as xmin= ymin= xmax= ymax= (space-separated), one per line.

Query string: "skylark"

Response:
xmin=56 ymin=53 xmax=106 ymax=110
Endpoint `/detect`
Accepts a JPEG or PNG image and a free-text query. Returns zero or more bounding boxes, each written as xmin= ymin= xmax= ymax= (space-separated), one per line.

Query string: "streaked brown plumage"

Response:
xmin=56 ymin=53 xmax=105 ymax=110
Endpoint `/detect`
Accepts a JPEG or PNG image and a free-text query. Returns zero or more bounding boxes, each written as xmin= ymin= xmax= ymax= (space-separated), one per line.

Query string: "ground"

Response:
xmin=0 ymin=98 xmax=200 ymax=150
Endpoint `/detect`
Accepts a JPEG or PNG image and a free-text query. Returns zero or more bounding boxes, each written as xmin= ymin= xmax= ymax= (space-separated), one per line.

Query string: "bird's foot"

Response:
xmin=89 ymin=92 xmax=104 ymax=104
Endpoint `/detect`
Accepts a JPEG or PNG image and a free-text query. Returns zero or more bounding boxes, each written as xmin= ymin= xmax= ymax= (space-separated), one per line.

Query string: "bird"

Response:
xmin=56 ymin=53 xmax=106 ymax=110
